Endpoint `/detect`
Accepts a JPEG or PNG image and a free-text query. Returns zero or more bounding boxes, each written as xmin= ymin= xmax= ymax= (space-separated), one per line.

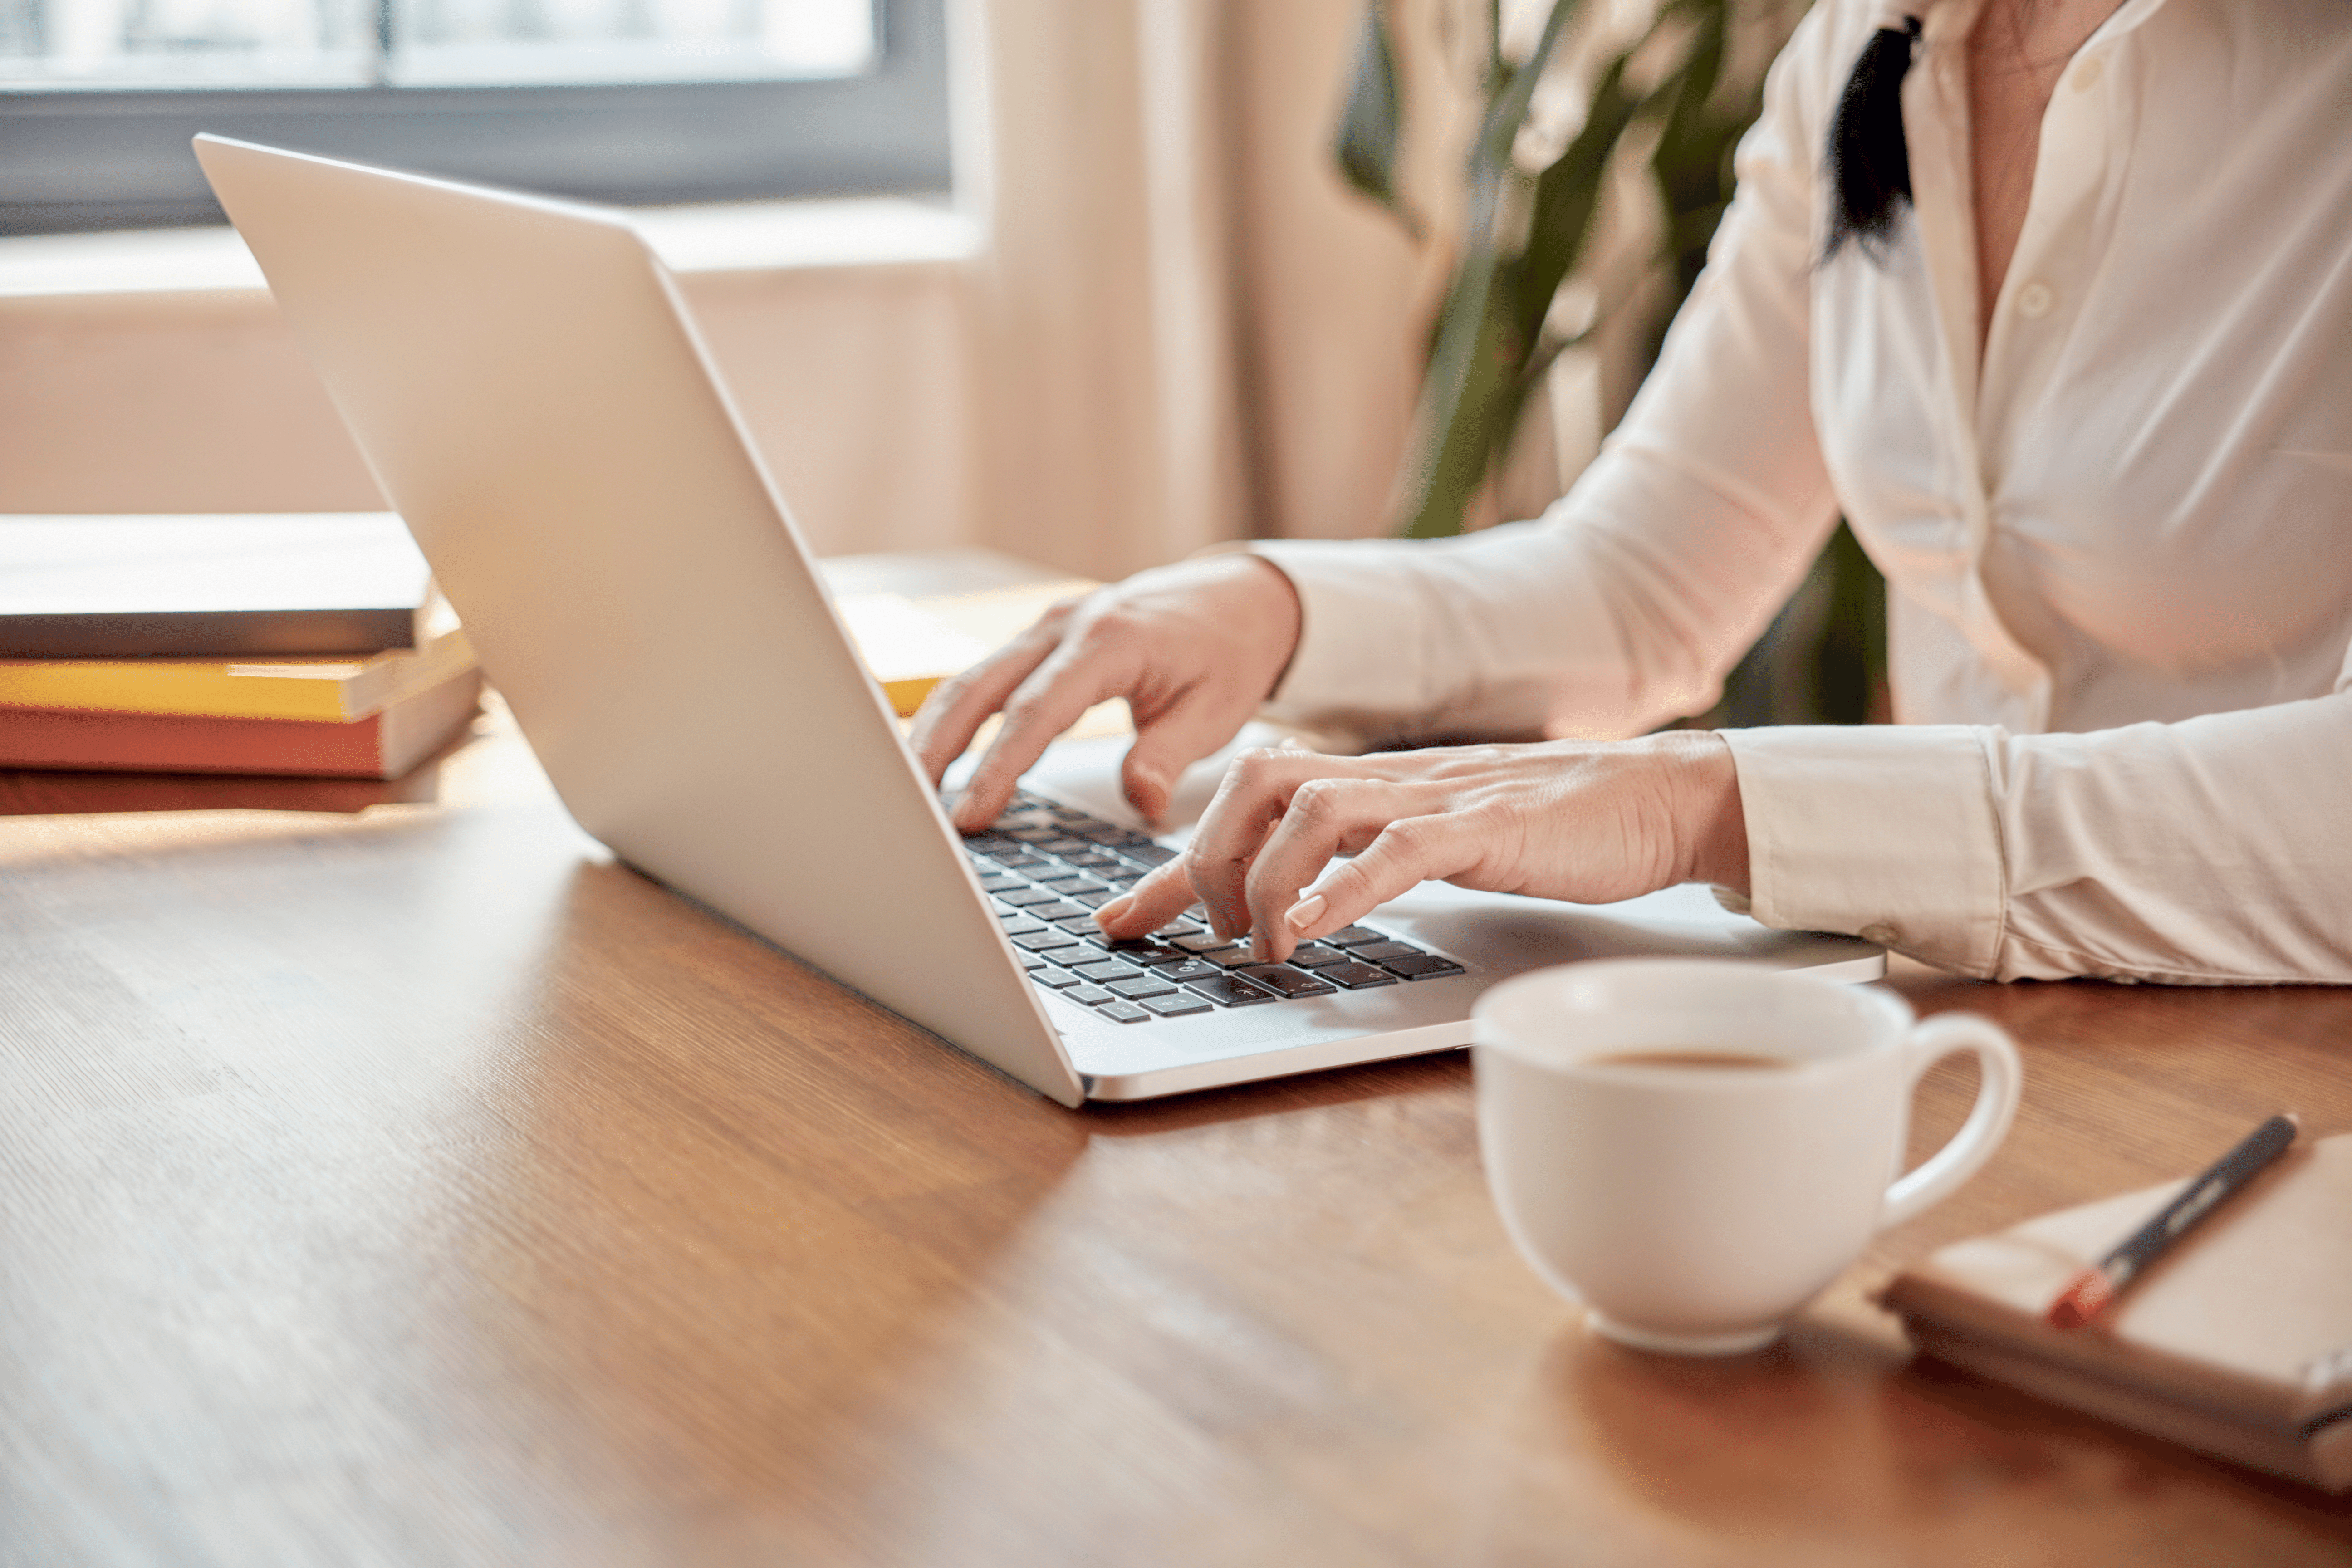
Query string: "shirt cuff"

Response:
xmin=1720 ymin=724 xmax=2007 ymax=976
xmin=1243 ymin=537 xmax=1440 ymax=728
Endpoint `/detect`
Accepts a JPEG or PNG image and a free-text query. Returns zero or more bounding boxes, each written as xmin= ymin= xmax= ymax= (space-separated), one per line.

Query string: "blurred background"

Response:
xmin=0 ymin=0 xmax=1879 ymax=726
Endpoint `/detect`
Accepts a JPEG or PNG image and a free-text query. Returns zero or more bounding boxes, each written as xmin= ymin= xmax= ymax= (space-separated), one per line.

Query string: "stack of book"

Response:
xmin=0 ymin=514 xmax=483 ymax=779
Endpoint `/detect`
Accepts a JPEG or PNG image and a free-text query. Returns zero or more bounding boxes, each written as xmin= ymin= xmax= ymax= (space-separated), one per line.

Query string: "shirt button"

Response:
xmin=1859 ymin=923 xmax=1900 ymax=946
xmin=2016 ymin=281 xmax=2055 ymax=318
xmin=2073 ymin=54 xmax=2104 ymax=92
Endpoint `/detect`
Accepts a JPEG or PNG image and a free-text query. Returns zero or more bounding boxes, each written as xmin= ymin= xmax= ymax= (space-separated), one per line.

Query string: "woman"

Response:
xmin=912 ymin=0 xmax=2352 ymax=985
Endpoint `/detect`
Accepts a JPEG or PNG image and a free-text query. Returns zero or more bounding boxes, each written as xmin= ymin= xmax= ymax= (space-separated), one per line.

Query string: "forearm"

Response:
xmin=1250 ymin=458 xmax=1839 ymax=749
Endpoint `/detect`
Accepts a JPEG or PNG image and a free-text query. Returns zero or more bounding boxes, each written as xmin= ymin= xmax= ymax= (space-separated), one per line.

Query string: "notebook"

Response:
xmin=1881 ymin=1132 xmax=2352 ymax=1490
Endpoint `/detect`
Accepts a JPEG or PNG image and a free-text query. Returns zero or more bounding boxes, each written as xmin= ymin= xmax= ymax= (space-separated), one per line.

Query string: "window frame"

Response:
xmin=0 ymin=0 xmax=950 ymax=236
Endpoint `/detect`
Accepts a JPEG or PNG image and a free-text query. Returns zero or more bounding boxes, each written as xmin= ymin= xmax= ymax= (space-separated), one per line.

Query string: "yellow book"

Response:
xmin=0 ymin=625 xmax=477 ymax=723
xmin=837 ymin=579 xmax=1098 ymax=717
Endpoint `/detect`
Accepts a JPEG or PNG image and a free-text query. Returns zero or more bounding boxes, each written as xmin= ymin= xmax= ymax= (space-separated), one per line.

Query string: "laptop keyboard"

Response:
xmin=962 ymin=789 xmax=1466 ymax=1025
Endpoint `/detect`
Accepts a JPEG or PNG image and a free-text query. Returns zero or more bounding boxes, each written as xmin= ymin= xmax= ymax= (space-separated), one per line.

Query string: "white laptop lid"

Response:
xmin=194 ymin=134 xmax=1089 ymax=1107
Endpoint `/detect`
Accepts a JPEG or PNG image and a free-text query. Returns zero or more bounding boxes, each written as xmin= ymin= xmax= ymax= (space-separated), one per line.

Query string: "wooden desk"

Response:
xmin=5 ymin=594 xmax=2352 ymax=1565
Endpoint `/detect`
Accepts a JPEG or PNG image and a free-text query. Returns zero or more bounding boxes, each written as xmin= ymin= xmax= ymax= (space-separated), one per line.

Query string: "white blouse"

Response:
xmin=1254 ymin=0 xmax=2352 ymax=984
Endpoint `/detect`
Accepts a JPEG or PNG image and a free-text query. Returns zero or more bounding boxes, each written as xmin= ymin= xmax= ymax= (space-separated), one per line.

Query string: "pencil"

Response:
xmin=2047 ymin=1112 xmax=2301 ymax=1330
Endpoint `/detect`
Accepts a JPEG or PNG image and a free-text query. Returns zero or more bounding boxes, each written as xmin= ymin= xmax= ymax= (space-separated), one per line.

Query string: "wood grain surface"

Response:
xmin=5 ymin=725 xmax=2352 ymax=1566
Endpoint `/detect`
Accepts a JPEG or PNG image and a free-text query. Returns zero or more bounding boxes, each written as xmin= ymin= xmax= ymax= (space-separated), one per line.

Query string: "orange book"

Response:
xmin=0 ymin=666 xmax=482 ymax=779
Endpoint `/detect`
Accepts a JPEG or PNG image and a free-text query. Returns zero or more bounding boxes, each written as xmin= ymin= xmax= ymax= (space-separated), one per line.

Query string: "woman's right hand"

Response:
xmin=911 ymin=553 xmax=1302 ymax=835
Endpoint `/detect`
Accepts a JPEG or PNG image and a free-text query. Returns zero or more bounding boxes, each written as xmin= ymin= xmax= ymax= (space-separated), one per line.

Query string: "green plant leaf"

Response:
xmin=1475 ymin=0 xmax=1582 ymax=169
xmin=1509 ymin=54 xmax=1638 ymax=355
xmin=1336 ymin=1 xmax=1408 ymax=223
xmin=1393 ymin=0 xmax=1585 ymax=537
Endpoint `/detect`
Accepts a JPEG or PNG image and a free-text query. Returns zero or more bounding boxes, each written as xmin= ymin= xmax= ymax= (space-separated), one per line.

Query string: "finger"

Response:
xmin=1118 ymin=682 xmax=1250 ymax=825
xmin=1241 ymin=777 xmax=1417 ymax=961
xmin=1286 ymin=813 xmax=1481 ymax=944
xmin=909 ymin=614 xmax=1065 ymax=789
xmin=1094 ymin=858 xmax=1194 ymax=939
xmin=952 ymin=640 xmax=1130 ymax=833
xmin=1184 ymin=750 xmax=1375 ymax=940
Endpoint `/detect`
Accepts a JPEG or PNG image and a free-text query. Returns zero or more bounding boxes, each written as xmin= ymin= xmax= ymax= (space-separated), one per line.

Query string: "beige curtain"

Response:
xmin=956 ymin=0 xmax=1547 ymax=581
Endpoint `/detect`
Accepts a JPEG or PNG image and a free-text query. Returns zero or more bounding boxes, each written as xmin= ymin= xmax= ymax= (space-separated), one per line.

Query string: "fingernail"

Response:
xmin=1285 ymin=893 xmax=1326 ymax=932
xmin=1097 ymin=894 xmax=1134 ymax=926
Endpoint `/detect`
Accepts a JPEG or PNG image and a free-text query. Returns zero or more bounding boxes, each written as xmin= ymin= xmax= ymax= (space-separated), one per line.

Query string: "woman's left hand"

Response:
xmin=1094 ymin=730 xmax=1752 ymax=962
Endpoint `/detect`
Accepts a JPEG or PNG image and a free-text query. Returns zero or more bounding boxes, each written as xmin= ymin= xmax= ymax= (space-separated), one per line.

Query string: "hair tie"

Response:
xmin=1824 ymin=10 xmax=1923 ymax=261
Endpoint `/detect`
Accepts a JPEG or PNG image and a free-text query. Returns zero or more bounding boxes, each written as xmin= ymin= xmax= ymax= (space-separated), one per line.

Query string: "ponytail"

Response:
xmin=1824 ymin=11 xmax=1923 ymax=260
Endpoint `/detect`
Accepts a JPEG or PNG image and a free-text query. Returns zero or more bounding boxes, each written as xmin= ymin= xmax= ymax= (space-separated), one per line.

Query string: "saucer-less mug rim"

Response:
xmin=1471 ymin=957 xmax=1916 ymax=1089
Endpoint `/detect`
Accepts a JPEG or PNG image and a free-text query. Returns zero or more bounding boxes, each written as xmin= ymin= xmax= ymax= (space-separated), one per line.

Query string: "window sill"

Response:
xmin=0 ymin=193 xmax=980 ymax=299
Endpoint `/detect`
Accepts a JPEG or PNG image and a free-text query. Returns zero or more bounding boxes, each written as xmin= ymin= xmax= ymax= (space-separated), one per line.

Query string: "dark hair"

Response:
xmin=1824 ymin=16 xmax=1923 ymax=260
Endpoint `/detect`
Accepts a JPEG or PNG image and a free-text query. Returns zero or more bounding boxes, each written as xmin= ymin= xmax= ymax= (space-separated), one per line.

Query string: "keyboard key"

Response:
xmin=1025 ymin=901 xmax=1089 ymax=922
xmin=1106 ymin=974 xmax=1177 ymax=1000
xmin=999 ymin=887 xmax=1063 ymax=908
xmin=1039 ymin=837 xmax=1096 ymax=857
xmin=1097 ymin=1000 xmax=1152 ymax=1024
xmin=1058 ymin=852 xmax=1125 ymax=872
xmin=1319 ymin=961 xmax=1396 ymax=989
xmin=1013 ymin=931 xmax=1083 ymax=953
xmin=1120 ymin=843 xmax=1180 ymax=867
xmin=999 ymin=918 xmax=1048 ymax=937
xmin=1323 ymin=926 xmax=1387 ymax=947
xmin=990 ymin=853 xmax=1052 ymax=870
xmin=1054 ymin=916 xmax=1107 ymax=935
xmin=1205 ymin=947 xmax=1261 ymax=969
xmin=1016 ymin=951 xmax=1052 ymax=972
xmin=976 ymin=874 xmax=1027 ymax=894
xmin=1185 ymin=974 xmax=1279 ymax=1007
xmin=1382 ymin=954 xmax=1465 ymax=980
xmin=1067 ymin=889 xmax=1120 ymax=909
xmin=1238 ymin=965 xmax=1335 ymax=998
xmin=1173 ymin=932 xmax=1236 ymax=953
xmin=1156 ymin=959 xmax=1221 ymax=984
xmin=1141 ymin=991 xmax=1215 ymax=1018
xmin=1347 ymin=941 xmax=1422 ymax=963
xmin=1284 ymin=943 xmax=1348 ymax=969
xmin=1037 ymin=876 xmax=1111 ymax=898
xmin=1030 ymin=969 xmax=1083 ymax=990
xmin=1151 ymin=920 xmax=1201 ymax=940
xmin=1101 ymin=941 xmax=1188 ymax=967
xmin=1062 ymin=985 xmax=1117 ymax=1006
xmin=1071 ymin=960 xmax=1139 ymax=984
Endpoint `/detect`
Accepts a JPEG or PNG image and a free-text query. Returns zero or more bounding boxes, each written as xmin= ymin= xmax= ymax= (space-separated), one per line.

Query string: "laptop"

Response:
xmin=193 ymin=134 xmax=1883 ymax=1106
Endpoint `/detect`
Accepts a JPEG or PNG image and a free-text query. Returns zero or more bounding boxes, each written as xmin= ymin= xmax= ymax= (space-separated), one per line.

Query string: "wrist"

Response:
xmin=1653 ymin=730 xmax=1750 ymax=895
xmin=1236 ymin=553 xmax=1304 ymax=700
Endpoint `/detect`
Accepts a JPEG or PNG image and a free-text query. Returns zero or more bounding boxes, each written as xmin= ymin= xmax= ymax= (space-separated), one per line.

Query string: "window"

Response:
xmin=0 ymin=0 xmax=949 ymax=235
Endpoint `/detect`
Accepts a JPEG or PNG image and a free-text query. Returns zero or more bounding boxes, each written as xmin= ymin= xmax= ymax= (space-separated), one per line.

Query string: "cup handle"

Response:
xmin=1877 ymin=1012 xmax=2023 ymax=1230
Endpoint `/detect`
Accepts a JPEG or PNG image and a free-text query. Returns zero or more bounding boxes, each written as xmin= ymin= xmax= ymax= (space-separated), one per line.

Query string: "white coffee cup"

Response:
xmin=1473 ymin=958 xmax=2022 ymax=1356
